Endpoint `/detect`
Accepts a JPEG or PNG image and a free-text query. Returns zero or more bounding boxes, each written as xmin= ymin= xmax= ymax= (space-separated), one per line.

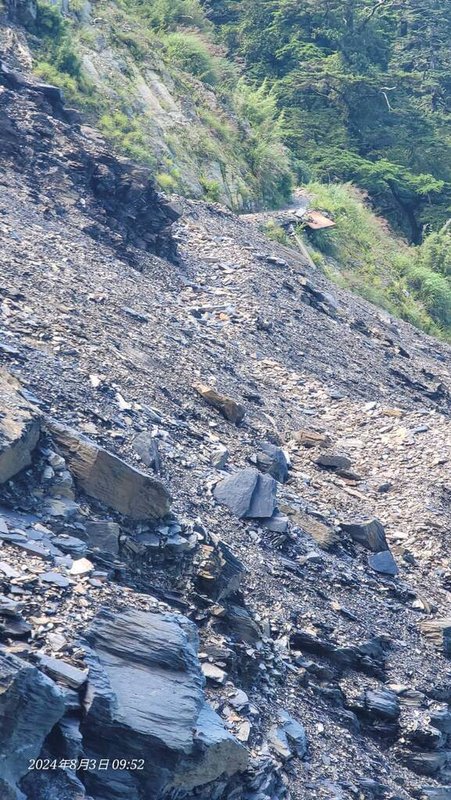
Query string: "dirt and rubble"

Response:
xmin=0 ymin=43 xmax=451 ymax=800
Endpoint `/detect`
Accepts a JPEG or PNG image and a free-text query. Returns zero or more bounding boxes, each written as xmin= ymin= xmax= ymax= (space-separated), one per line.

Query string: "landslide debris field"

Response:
xmin=1 ymin=56 xmax=451 ymax=800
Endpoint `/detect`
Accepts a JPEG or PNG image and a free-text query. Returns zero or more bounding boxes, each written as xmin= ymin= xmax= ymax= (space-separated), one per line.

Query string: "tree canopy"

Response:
xmin=203 ymin=0 xmax=451 ymax=241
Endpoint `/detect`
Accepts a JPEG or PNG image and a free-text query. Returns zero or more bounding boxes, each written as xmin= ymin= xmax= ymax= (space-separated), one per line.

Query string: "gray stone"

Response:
xmin=0 ymin=651 xmax=64 ymax=796
xmin=201 ymin=662 xmax=227 ymax=685
xmin=37 ymin=655 xmax=88 ymax=688
xmin=81 ymin=608 xmax=247 ymax=798
xmin=40 ymin=571 xmax=72 ymax=588
xmin=268 ymin=710 xmax=307 ymax=760
xmin=316 ymin=453 xmax=351 ymax=471
xmin=211 ymin=444 xmax=229 ymax=469
xmin=368 ymin=550 xmax=398 ymax=576
xmin=263 ymin=511 xmax=289 ymax=534
xmin=133 ymin=431 xmax=161 ymax=473
xmin=256 ymin=442 xmax=289 ymax=483
xmin=53 ymin=535 xmax=87 ymax=556
xmin=181 ymin=704 xmax=248 ymax=791
xmin=341 ymin=518 xmax=388 ymax=552
xmin=365 ymin=689 xmax=400 ymax=720
xmin=47 ymin=419 xmax=171 ymax=520
xmin=214 ymin=468 xmax=277 ymax=519
xmin=85 ymin=520 xmax=120 ymax=555
xmin=0 ymin=372 xmax=41 ymax=484
xmin=214 ymin=468 xmax=259 ymax=518
xmin=247 ymin=472 xmax=277 ymax=518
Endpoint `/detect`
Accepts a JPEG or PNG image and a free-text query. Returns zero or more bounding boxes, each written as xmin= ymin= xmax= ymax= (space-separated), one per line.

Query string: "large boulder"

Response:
xmin=0 ymin=371 xmax=40 ymax=483
xmin=81 ymin=609 xmax=247 ymax=799
xmin=46 ymin=420 xmax=171 ymax=520
xmin=340 ymin=518 xmax=388 ymax=553
xmin=214 ymin=468 xmax=277 ymax=519
xmin=0 ymin=651 xmax=65 ymax=797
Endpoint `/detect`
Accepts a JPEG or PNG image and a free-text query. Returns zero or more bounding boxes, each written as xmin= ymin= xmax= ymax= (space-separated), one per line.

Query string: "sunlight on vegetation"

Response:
xmin=300 ymin=183 xmax=451 ymax=338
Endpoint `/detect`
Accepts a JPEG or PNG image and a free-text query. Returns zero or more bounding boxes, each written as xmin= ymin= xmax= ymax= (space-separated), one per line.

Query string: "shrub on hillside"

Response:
xmin=164 ymin=32 xmax=218 ymax=84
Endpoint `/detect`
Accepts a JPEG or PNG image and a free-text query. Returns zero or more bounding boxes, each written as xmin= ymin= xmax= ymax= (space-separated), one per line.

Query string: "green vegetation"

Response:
xmin=31 ymin=1 xmax=94 ymax=104
xmin=24 ymin=0 xmax=292 ymax=209
xmin=295 ymin=183 xmax=451 ymax=337
xmin=207 ymin=0 xmax=451 ymax=241
xmin=164 ymin=32 xmax=219 ymax=85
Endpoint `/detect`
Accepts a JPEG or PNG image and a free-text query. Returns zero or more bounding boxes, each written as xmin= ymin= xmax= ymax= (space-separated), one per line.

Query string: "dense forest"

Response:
xmin=204 ymin=0 xmax=451 ymax=243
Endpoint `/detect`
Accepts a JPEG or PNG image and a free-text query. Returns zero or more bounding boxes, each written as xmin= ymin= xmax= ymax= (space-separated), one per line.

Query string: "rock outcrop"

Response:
xmin=46 ymin=420 xmax=171 ymax=520
xmin=0 ymin=59 xmax=179 ymax=261
xmin=81 ymin=609 xmax=247 ymax=798
xmin=0 ymin=651 xmax=65 ymax=798
xmin=0 ymin=371 xmax=40 ymax=483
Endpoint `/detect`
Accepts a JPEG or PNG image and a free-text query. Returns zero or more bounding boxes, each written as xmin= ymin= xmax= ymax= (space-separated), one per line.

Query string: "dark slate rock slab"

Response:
xmin=341 ymin=518 xmax=388 ymax=552
xmin=0 ymin=651 xmax=64 ymax=796
xmin=368 ymin=550 xmax=398 ymax=576
xmin=81 ymin=608 xmax=247 ymax=799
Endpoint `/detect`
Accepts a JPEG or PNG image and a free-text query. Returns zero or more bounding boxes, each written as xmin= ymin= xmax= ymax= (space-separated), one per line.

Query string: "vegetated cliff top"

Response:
xmin=1 ymin=0 xmax=293 ymax=210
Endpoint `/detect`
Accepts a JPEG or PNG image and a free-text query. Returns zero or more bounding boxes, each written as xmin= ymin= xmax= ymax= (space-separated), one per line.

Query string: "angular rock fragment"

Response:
xmin=419 ymin=618 xmax=451 ymax=656
xmin=195 ymin=539 xmax=245 ymax=601
xmin=263 ymin=511 xmax=289 ymax=534
xmin=46 ymin=419 xmax=171 ymax=520
xmin=214 ymin=467 xmax=277 ymax=519
xmin=268 ymin=710 xmax=307 ymax=760
xmin=364 ymin=689 xmax=400 ymax=720
xmin=0 ymin=370 xmax=40 ymax=483
xmin=0 ymin=595 xmax=31 ymax=639
xmin=69 ymin=557 xmax=94 ymax=576
xmin=194 ymin=383 xmax=245 ymax=424
xmin=37 ymin=654 xmax=88 ymax=689
xmin=40 ymin=571 xmax=72 ymax=588
xmin=133 ymin=431 xmax=161 ymax=473
xmin=316 ymin=453 xmax=351 ymax=471
xmin=255 ymin=442 xmax=289 ymax=483
xmin=81 ymin=608 xmax=247 ymax=798
xmin=0 ymin=651 xmax=64 ymax=796
xmin=210 ymin=444 xmax=229 ymax=469
xmin=340 ymin=518 xmax=388 ymax=552
xmin=201 ymin=662 xmax=227 ymax=685
xmin=368 ymin=549 xmax=398 ymax=576
xmin=224 ymin=604 xmax=261 ymax=644
xmin=85 ymin=520 xmax=120 ymax=555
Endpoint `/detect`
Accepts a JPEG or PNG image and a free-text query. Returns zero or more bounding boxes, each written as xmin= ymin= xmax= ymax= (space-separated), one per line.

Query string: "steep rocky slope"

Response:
xmin=1 ymin=56 xmax=451 ymax=800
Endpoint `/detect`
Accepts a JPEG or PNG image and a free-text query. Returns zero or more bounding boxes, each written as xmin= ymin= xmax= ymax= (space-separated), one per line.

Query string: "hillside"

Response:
xmin=208 ymin=0 xmax=451 ymax=241
xmin=1 ymin=49 xmax=451 ymax=800
xmin=1 ymin=0 xmax=292 ymax=209
xmin=3 ymin=0 xmax=450 ymax=342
